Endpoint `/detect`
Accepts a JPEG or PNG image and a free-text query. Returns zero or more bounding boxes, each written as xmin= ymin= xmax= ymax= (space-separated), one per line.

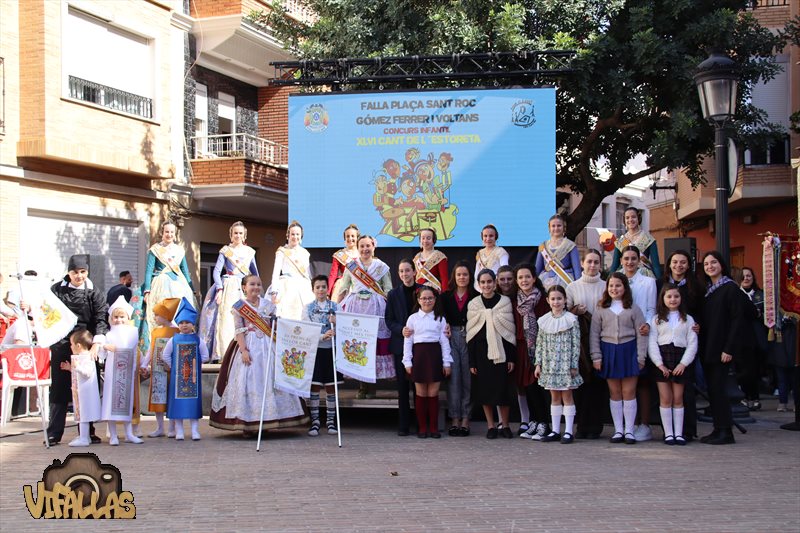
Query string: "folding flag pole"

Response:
xmin=331 ymin=335 xmax=342 ymax=448
xmin=256 ymin=316 xmax=277 ymax=452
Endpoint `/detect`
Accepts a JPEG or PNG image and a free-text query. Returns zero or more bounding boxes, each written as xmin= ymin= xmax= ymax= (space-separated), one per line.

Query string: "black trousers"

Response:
xmin=393 ymin=352 xmax=411 ymax=432
xmin=682 ymin=363 xmax=698 ymax=438
xmin=524 ymin=382 xmax=550 ymax=425
xmin=575 ymin=375 xmax=608 ymax=435
xmin=704 ymin=361 xmax=733 ymax=430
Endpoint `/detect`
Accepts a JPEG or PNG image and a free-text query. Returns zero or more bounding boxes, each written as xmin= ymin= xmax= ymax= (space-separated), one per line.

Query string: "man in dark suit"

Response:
xmin=106 ymin=271 xmax=133 ymax=305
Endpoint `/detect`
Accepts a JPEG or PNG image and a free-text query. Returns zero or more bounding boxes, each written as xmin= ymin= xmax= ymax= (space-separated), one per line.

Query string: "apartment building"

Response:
xmin=0 ymin=0 xmax=307 ymax=299
xmin=647 ymin=0 xmax=799 ymax=273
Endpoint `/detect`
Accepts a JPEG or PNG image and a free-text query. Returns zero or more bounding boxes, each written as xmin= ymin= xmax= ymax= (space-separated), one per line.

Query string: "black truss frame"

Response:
xmin=269 ymin=51 xmax=576 ymax=88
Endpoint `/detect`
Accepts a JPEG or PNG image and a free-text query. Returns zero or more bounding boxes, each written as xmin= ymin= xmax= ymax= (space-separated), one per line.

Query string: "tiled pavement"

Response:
xmin=1 ymin=399 xmax=798 ymax=532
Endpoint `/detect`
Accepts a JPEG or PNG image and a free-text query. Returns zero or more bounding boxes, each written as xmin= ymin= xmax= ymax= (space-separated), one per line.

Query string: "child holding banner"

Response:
xmin=336 ymin=235 xmax=394 ymax=395
xmin=100 ymin=296 xmax=143 ymax=446
xmin=302 ymin=275 xmax=341 ymax=436
xmin=63 ymin=330 xmax=102 ymax=447
xmin=403 ymin=286 xmax=452 ymax=438
xmin=210 ymin=275 xmax=307 ymax=435
xmin=140 ymin=297 xmax=180 ymax=438
xmin=160 ymin=298 xmax=209 ymax=441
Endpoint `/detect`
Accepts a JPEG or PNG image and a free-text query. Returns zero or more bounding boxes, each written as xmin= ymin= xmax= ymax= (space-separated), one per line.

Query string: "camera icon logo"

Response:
xmin=23 ymin=453 xmax=136 ymax=519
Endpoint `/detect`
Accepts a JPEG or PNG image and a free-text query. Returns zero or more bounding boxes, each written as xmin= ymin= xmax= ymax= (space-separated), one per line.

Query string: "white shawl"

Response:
xmin=466 ymin=295 xmax=516 ymax=364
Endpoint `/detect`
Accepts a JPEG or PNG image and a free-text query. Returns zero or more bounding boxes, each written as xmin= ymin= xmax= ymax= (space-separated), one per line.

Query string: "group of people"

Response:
xmin=2 ymin=206 xmax=779 ymax=447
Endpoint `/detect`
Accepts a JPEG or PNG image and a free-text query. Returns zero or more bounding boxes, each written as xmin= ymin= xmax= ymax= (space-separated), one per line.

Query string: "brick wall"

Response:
xmin=750 ymin=4 xmax=790 ymax=28
xmin=258 ymin=86 xmax=294 ymax=146
xmin=191 ymin=159 xmax=288 ymax=191
xmin=191 ymin=0 xmax=271 ymax=18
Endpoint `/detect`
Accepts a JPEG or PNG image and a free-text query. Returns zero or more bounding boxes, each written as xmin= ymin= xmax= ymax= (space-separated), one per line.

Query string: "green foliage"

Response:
xmin=251 ymin=0 xmax=789 ymax=237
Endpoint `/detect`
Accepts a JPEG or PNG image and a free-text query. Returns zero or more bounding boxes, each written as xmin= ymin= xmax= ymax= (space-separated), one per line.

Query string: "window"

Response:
xmin=615 ymin=200 xmax=629 ymax=232
xmin=217 ymin=92 xmax=236 ymax=154
xmin=63 ymin=6 xmax=155 ymax=119
xmin=194 ymin=83 xmax=208 ymax=156
xmin=744 ymin=53 xmax=789 ymax=166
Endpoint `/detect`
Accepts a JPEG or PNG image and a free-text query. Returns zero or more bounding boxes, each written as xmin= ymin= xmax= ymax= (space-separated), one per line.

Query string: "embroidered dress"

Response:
xmin=269 ymin=245 xmax=314 ymax=321
xmin=535 ymin=238 xmax=581 ymax=289
xmin=142 ymin=243 xmax=195 ymax=354
xmin=199 ymin=244 xmax=258 ymax=360
xmin=610 ymin=231 xmax=662 ymax=279
xmin=474 ymin=247 xmax=509 ymax=291
xmin=162 ymin=332 xmax=209 ymax=420
xmin=327 ymin=248 xmax=359 ymax=299
xmin=210 ymin=297 xmax=307 ymax=431
xmin=534 ymin=312 xmax=583 ymax=390
xmin=338 ymin=258 xmax=395 ymax=379
xmin=413 ymin=250 xmax=449 ymax=293
xmin=70 ymin=351 xmax=102 ymax=423
xmin=100 ymin=324 xmax=140 ymax=422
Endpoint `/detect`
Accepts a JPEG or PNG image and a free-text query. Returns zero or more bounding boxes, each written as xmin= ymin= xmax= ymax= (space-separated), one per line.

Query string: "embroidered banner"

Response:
xmin=110 ymin=348 xmax=136 ymax=418
xmin=175 ymin=342 xmax=198 ymax=399
xmin=334 ymin=311 xmax=379 ymax=383
xmin=18 ymin=279 xmax=78 ymax=348
xmin=273 ymin=318 xmax=322 ymax=398
xmin=780 ymin=240 xmax=800 ymax=317
xmin=149 ymin=337 xmax=170 ymax=406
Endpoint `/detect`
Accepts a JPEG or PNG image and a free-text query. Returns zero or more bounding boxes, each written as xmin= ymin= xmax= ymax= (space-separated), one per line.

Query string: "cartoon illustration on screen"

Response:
xmin=371 ymin=148 xmax=458 ymax=242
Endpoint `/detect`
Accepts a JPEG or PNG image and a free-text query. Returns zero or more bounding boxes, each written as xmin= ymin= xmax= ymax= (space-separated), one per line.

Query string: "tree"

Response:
xmin=255 ymin=0 xmax=787 ymax=239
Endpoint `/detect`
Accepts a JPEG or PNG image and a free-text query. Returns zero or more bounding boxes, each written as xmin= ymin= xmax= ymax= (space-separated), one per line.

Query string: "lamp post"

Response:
xmin=693 ymin=51 xmax=740 ymax=267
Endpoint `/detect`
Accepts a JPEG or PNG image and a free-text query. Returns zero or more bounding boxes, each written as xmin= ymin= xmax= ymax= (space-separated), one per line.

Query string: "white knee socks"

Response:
xmin=190 ymin=419 xmax=201 ymax=441
xmin=623 ymin=400 xmax=637 ymax=435
xmin=563 ymin=404 xmax=576 ymax=436
xmin=550 ymin=404 xmax=563 ymax=434
xmin=124 ymin=422 xmax=143 ymax=444
xmin=610 ymin=400 xmax=624 ymax=434
xmin=174 ymin=419 xmax=185 ymax=440
xmin=673 ymin=407 xmax=685 ymax=437
xmin=659 ymin=407 xmax=674 ymax=438
xmin=108 ymin=422 xmax=119 ymax=446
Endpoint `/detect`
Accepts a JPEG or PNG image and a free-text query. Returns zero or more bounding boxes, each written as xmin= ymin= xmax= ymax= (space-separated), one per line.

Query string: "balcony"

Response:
xmin=190 ymin=0 xmax=298 ymax=86
xmin=68 ymin=76 xmax=153 ymax=120
xmin=189 ymin=133 xmax=288 ymax=223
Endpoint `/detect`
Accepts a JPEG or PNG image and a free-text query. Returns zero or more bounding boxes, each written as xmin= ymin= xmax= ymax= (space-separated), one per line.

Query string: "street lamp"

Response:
xmin=694 ymin=51 xmax=740 ymax=266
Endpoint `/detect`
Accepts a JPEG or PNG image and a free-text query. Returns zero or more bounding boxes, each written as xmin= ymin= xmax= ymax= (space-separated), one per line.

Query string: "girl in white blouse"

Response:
xmin=648 ymin=284 xmax=698 ymax=446
xmin=403 ymin=286 xmax=453 ymax=438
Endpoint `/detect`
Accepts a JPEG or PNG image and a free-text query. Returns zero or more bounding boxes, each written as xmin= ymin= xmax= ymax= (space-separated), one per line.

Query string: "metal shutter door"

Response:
xmin=23 ymin=209 xmax=141 ymax=293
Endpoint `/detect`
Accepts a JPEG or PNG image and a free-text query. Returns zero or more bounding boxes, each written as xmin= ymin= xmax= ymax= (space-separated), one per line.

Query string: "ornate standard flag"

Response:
xmin=273 ymin=318 xmax=322 ymax=398
xmin=334 ymin=311 xmax=379 ymax=384
xmin=20 ymin=278 xmax=77 ymax=348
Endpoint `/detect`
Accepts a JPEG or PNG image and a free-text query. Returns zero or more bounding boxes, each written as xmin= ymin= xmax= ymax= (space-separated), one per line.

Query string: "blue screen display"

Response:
xmin=288 ymin=87 xmax=555 ymax=248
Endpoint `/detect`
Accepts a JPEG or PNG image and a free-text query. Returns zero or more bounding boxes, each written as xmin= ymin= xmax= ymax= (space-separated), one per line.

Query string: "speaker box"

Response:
xmin=663 ymin=238 xmax=697 ymax=272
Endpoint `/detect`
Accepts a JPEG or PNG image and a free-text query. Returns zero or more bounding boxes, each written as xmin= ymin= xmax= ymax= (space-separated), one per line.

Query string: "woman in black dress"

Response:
xmin=467 ymin=269 xmax=516 ymax=439
xmin=700 ymin=251 xmax=754 ymax=445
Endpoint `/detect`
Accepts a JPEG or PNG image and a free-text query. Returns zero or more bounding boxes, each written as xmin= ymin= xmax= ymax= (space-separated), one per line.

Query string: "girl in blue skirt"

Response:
xmin=590 ymin=273 xmax=647 ymax=444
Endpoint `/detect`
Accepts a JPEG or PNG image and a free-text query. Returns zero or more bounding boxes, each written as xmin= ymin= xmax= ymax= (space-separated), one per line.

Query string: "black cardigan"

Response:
xmin=701 ymin=281 xmax=755 ymax=364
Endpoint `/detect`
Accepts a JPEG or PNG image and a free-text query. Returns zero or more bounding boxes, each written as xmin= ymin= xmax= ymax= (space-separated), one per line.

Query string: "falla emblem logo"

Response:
xmin=23 ymin=453 xmax=136 ymax=519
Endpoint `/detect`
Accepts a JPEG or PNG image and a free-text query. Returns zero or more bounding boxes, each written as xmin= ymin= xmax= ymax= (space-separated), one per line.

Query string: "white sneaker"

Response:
xmin=68 ymin=437 xmax=91 ymax=447
xmin=191 ymin=431 xmax=201 ymax=441
xmin=109 ymin=436 xmax=120 ymax=446
xmin=633 ymin=424 xmax=653 ymax=442
xmin=327 ymin=422 xmax=338 ymax=435
xmin=519 ymin=421 xmax=539 ymax=439
xmin=530 ymin=423 xmax=550 ymax=441
xmin=126 ymin=434 xmax=144 ymax=444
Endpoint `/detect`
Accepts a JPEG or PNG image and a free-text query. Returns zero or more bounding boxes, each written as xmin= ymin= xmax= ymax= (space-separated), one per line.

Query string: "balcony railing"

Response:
xmin=281 ymin=0 xmax=318 ymax=24
xmin=68 ymin=76 xmax=153 ymax=119
xmin=748 ymin=0 xmax=789 ymax=7
xmin=192 ymin=133 xmax=288 ymax=167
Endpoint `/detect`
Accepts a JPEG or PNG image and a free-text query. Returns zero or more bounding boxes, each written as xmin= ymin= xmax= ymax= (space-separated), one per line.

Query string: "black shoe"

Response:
xmin=541 ymin=431 xmax=561 ymax=442
xmin=663 ymin=435 xmax=675 ymax=445
xmin=417 ymin=432 xmax=428 ymax=439
xmin=700 ymin=429 xmax=720 ymax=443
xmin=448 ymin=426 xmax=459 ymax=437
xmin=706 ymin=429 xmax=735 ymax=445
xmin=500 ymin=427 xmax=514 ymax=439
xmin=397 ymin=429 xmax=410 ymax=437
xmin=90 ymin=435 xmax=102 ymax=444
xmin=486 ymin=427 xmax=498 ymax=439
xmin=609 ymin=432 xmax=624 ymax=444
xmin=458 ymin=426 xmax=470 ymax=437
xmin=44 ymin=436 xmax=60 ymax=447
xmin=624 ymin=433 xmax=636 ymax=445
xmin=561 ymin=432 xmax=574 ymax=444
xmin=674 ymin=435 xmax=687 ymax=446
xmin=430 ymin=431 xmax=441 ymax=439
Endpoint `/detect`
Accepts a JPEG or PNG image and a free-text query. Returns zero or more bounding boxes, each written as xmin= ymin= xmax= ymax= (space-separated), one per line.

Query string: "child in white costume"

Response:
xmin=64 ymin=330 xmax=101 ymax=447
xmin=100 ymin=296 xmax=144 ymax=446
